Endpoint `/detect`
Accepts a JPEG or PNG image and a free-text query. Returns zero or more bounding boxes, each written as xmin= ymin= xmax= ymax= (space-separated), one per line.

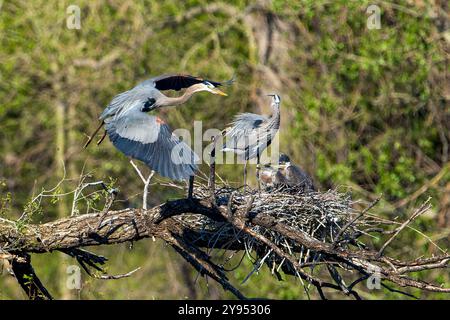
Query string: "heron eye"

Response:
xmin=203 ymin=81 xmax=214 ymax=89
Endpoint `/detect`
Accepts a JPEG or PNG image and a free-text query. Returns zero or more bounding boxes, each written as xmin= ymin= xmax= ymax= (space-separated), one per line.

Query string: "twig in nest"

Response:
xmin=377 ymin=198 xmax=431 ymax=258
xmin=332 ymin=196 xmax=380 ymax=248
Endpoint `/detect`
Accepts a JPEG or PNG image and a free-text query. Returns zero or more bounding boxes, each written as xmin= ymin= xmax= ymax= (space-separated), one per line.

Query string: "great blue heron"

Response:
xmin=85 ymin=74 xmax=231 ymax=197
xmin=259 ymin=153 xmax=315 ymax=191
xmin=221 ymin=94 xmax=281 ymax=188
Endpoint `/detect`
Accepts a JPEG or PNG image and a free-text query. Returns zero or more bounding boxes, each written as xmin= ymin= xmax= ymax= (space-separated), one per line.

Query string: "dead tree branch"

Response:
xmin=0 ymin=185 xmax=449 ymax=300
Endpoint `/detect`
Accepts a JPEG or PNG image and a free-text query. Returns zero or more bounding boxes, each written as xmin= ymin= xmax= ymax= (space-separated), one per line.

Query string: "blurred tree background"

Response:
xmin=0 ymin=0 xmax=449 ymax=299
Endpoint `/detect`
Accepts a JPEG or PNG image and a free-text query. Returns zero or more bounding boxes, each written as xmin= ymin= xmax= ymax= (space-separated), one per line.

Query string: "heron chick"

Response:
xmin=259 ymin=153 xmax=316 ymax=191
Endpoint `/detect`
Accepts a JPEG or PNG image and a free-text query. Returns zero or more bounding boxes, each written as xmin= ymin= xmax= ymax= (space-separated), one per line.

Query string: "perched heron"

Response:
xmin=85 ymin=74 xmax=231 ymax=197
xmin=259 ymin=153 xmax=315 ymax=191
xmin=222 ymin=94 xmax=281 ymax=188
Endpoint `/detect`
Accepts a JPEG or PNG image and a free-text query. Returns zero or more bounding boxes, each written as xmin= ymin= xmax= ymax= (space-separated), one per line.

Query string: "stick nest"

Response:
xmin=177 ymin=186 xmax=362 ymax=273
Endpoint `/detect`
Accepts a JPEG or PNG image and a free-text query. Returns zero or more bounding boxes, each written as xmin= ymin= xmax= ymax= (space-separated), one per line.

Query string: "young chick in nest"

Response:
xmin=258 ymin=153 xmax=316 ymax=191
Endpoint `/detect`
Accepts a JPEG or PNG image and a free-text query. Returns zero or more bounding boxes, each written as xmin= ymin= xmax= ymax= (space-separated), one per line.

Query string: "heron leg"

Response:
xmin=96 ymin=130 xmax=107 ymax=146
xmin=209 ymin=135 xmax=218 ymax=202
xmin=257 ymin=153 xmax=261 ymax=191
xmin=188 ymin=175 xmax=194 ymax=199
xmin=243 ymin=161 xmax=248 ymax=191
xmin=83 ymin=121 xmax=104 ymax=149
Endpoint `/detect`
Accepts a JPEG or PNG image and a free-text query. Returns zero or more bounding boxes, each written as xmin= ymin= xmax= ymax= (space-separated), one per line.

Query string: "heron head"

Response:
xmin=278 ymin=153 xmax=291 ymax=166
xmin=197 ymin=81 xmax=228 ymax=96
xmin=267 ymin=94 xmax=281 ymax=104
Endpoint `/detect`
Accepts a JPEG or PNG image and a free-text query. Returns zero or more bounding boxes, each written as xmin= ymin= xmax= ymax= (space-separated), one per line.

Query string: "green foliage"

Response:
xmin=0 ymin=180 xmax=12 ymax=216
xmin=0 ymin=0 xmax=448 ymax=299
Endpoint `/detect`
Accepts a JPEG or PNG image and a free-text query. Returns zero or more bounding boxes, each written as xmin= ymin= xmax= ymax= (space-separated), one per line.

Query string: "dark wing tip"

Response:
xmin=153 ymin=73 xmax=236 ymax=91
xmin=223 ymin=74 xmax=236 ymax=86
xmin=203 ymin=74 xmax=236 ymax=87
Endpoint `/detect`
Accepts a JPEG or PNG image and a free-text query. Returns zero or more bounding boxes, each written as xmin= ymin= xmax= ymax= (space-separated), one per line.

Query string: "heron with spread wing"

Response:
xmin=221 ymin=94 xmax=281 ymax=188
xmin=85 ymin=74 xmax=232 ymax=198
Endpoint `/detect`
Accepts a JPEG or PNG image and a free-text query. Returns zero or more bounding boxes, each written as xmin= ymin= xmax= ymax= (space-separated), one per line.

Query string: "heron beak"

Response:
xmin=212 ymin=88 xmax=228 ymax=96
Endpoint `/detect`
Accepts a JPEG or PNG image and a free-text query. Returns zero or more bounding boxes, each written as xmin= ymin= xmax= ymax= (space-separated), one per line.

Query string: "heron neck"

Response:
xmin=271 ymin=103 xmax=280 ymax=119
xmin=159 ymin=87 xmax=196 ymax=107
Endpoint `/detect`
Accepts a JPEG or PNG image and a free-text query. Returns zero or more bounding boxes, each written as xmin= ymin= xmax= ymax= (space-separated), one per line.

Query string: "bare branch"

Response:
xmin=377 ymin=199 xmax=432 ymax=257
xmin=1 ymin=185 xmax=448 ymax=299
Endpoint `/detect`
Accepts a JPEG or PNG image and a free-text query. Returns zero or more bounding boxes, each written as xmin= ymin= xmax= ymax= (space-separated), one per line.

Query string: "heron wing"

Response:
xmin=222 ymin=113 xmax=274 ymax=158
xmin=231 ymin=113 xmax=267 ymax=130
xmin=151 ymin=74 xmax=231 ymax=91
xmin=99 ymin=83 xmax=159 ymax=121
xmin=224 ymin=113 xmax=267 ymax=141
xmin=105 ymin=110 xmax=198 ymax=181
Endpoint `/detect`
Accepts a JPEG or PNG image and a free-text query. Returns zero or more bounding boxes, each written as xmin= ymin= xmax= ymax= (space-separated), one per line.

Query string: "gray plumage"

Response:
xmin=104 ymin=104 xmax=198 ymax=181
xmin=259 ymin=164 xmax=277 ymax=186
xmin=98 ymin=74 xmax=230 ymax=181
xmin=222 ymin=94 xmax=281 ymax=160
xmin=274 ymin=169 xmax=289 ymax=185
xmin=278 ymin=153 xmax=315 ymax=191
xmin=284 ymin=164 xmax=315 ymax=191
xmin=259 ymin=153 xmax=316 ymax=191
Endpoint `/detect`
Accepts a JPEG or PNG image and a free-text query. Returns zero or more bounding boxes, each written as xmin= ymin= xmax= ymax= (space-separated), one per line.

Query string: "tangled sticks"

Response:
xmin=0 ymin=183 xmax=449 ymax=299
xmin=175 ymin=186 xmax=449 ymax=299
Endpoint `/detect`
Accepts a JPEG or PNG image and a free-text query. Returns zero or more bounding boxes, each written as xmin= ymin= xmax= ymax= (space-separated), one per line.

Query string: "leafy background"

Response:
xmin=0 ymin=0 xmax=449 ymax=299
